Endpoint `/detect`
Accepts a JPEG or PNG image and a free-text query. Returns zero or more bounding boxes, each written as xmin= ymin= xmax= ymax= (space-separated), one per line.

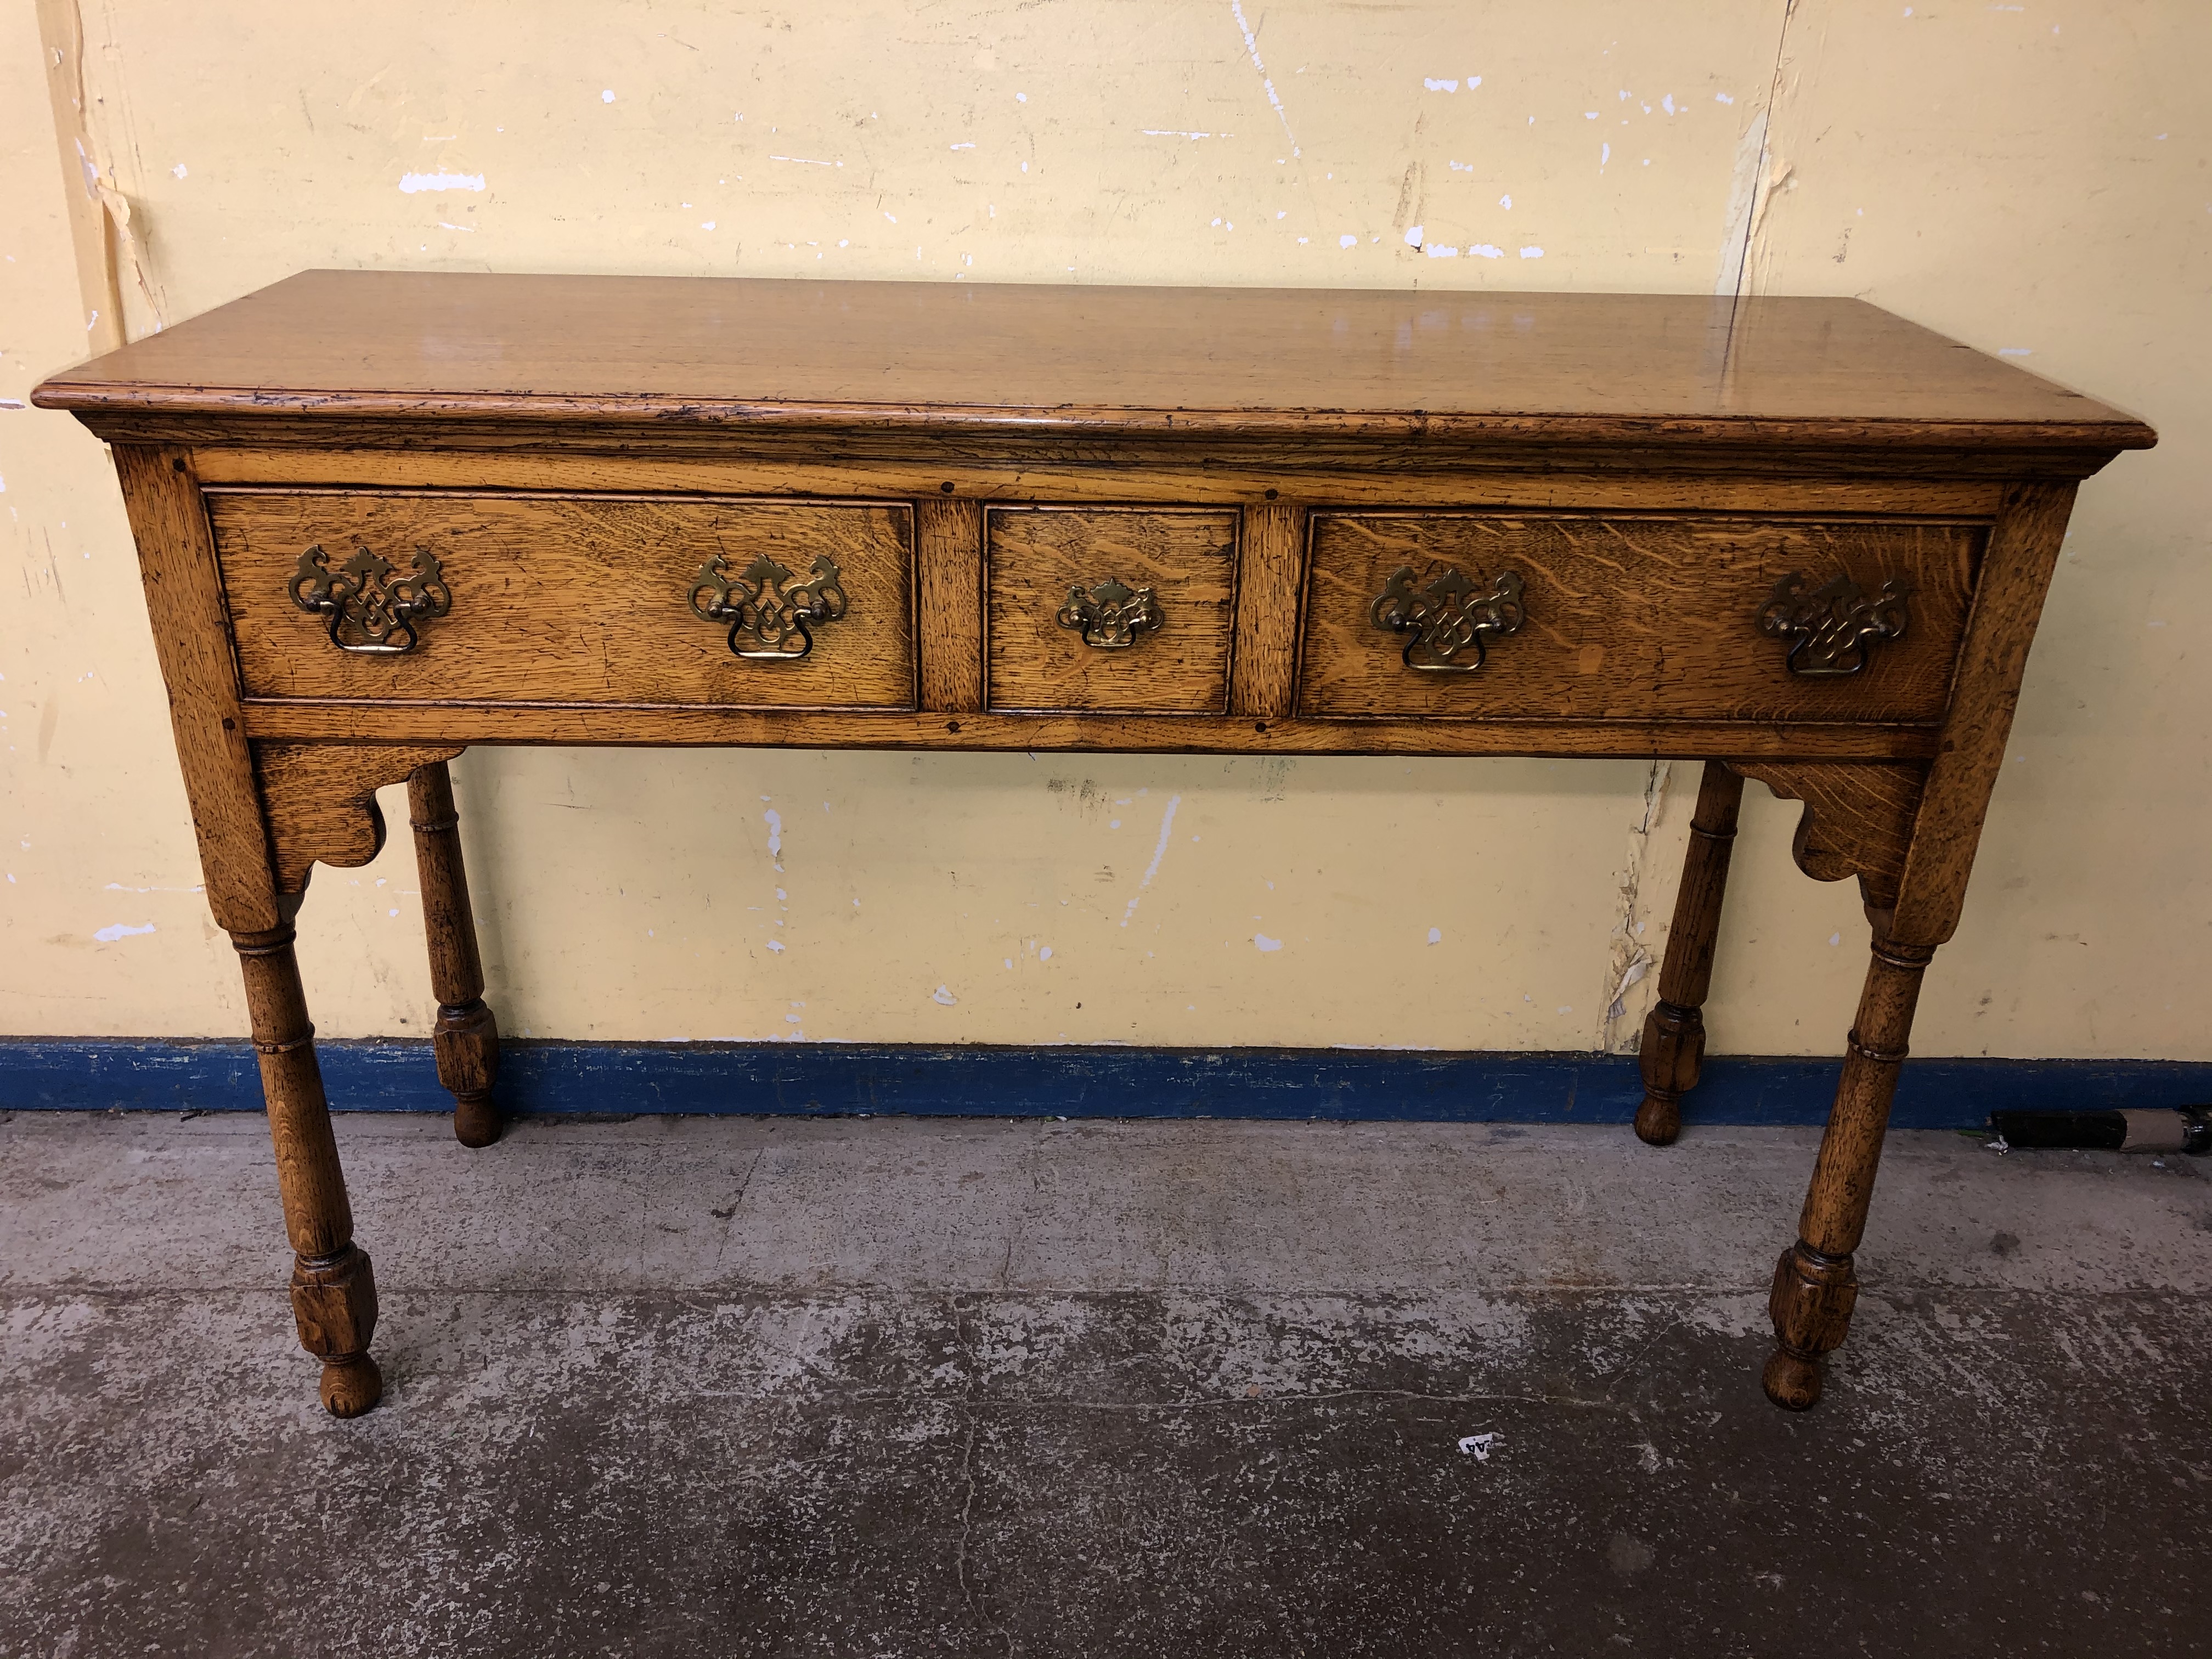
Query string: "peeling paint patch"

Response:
xmin=398 ymin=171 xmax=484 ymax=194
xmin=93 ymin=923 xmax=155 ymax=943
xmin=1255 ymin=934 xmax=1283 ymax=952
xmin=1228 ymin=0 xmax=1301 ymax=157
xmin=1121 ymin=794 xmax=1182 ymax=927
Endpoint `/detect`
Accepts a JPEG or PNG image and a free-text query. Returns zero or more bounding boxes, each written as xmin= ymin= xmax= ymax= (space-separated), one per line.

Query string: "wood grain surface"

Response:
xmin=985 ymin=507 xmax=1237 ymax=714
xmin=1230 ymin=501 xmax=1308 ymax=721
xmin=254 ymin=741 xmax=462 ymax=894
xmin=32 ymin=273 xmax=2157 ymax=459
xmin=188 ymin=448 xmax=2017 ymax=517
xmin=110 ymin=448 xmax=286 ymax=933
xmin=915 ymin=496 xmax=984 ymax=713
xmin=234 ymin=702 xmax=1940 ymax=759
xmin=1299 ymin=512 xmax=1979 ymax=725
xmin=207 ymin=491 xmax=916 ymax=710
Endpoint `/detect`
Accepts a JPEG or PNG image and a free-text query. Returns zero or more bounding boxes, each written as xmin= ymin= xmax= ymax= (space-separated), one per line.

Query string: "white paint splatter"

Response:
xmin=1228 ymin=0 xmax=1301 ymax=156
xmin=766 ymin=939 xmax=785 ymax=953
xmin=1255 ymin=933 xmax=1283 ymax=952
xmin=1425 ymin=78 xmax=1459 ymax=92
xmin=1143 ymin=129 xmax=1228 ymax=139
xmin=398 ymin=171 xmax=485 ymax=194
xmin=1469 ymin=244 xmax=1503 ymax=257
xmin=601 ymin=89 xmax=616 ymax=103
xmin=1662 ymin=93 xmax=1677 ymax=115
xmin=438 ymin=221 xmax=476 ymax=232
xmin=1040 ymin=946 xmax=1053 ymax=962
xmin=1499 ymin=193 xmax=1512 ymax=208
xmin=1519 ymin=246 xmax=1544 ymax=258
xmin=933 ymin=984 xmax=958 ymax=1005
xmin=1601 ymin=142 xmax=1611 ymax=167
xmin=764 ymin=808 xmax=783 ymax=857
xmin=1404 ymin=224 xmax=1424 ymax=246
xmin=770 ymin=155 xmax=842 ymax=167
xmin=1338 ymin=233 xmax=1358 ymax=249
xmin=171 ymin=163 xmax=187 ymax=179
xmin=1426 ymin=244 xmax=1459 ymax=258
xmin=1716 ymin=92 xmax=1735 ymax=104
xmin=1122 ymin=794 xmax=1183 ymax=926
xmin=93 ymin=923 xmax=155 ymax=942
xmin=1428 ymin=928 xmax=1443 ymax=945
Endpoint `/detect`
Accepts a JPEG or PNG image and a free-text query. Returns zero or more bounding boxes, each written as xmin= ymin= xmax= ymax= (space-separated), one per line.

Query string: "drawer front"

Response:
xmin=209 ymin=491 xmax=915 ymax=708
xmin=1297 ymin=512 xmax=1979 ymax=723
xmin=985 ymin=507 xmax=1237 ymax=713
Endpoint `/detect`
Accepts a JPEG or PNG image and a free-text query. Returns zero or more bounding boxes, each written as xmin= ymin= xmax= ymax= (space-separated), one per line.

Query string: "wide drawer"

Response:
xmin=207 ymin=490 xmax=915 ymax=708
xmin=985 ymin=506 xmax=1237 ymax=713
xmin=1297 ymin=512 xmax=1980 ymax=723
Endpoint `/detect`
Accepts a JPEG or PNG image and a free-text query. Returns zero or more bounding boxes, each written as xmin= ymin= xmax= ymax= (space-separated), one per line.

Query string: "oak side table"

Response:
xmin=35 ymin=272 xmax=2153 ymax=1417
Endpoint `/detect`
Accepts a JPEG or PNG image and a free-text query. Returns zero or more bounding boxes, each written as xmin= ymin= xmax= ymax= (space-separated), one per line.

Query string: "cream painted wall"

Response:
xmin=3 ymin=2 xmax=2204 ymax=1057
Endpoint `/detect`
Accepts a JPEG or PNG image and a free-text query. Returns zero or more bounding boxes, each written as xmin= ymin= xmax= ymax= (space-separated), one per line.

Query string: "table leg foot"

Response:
xmin=1761 ymin=927 xmax=1929 ymax=1411
xmin=1633 ymin=1000 xmax=1702 ymax=1146
xmin=1633 ymin=763 xmax=1743 ymax=1147
xmin=453 ymin=1090 xmax=502 ymax=1148
xmin=291 ymin=1240 xmax=383 ymax=1417
xmin=408 ymin=761 xmax=504 ymax=1150
xmin=235 ymin=919 xmax=384 ymax=1418
xmin=1762 ymin=1241 xmax=1858 ymax=1410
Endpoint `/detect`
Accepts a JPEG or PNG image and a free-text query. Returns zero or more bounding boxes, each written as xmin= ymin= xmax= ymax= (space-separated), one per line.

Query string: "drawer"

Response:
xmin=207 ymin=490 xmax=915 ymax=708
xmin=985 ymin=507 xmax=1237 ymax=713
xmin=1297 ymin=512 xmax=1980 ymax=723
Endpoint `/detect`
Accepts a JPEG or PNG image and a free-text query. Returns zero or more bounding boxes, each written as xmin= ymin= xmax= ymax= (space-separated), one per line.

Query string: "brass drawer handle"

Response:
xmin=690 ymin=552 xmax=848 ymax=659
xmin=1758 ymin=572 xmax=1910 ymax=677
xmin=289 ymin=543 xmax=452 ymax=654
xmin=1057 ymin=577 xmax=1163 ymax=649
xmin=1371 ymin=563 xmax=1526 ymax=672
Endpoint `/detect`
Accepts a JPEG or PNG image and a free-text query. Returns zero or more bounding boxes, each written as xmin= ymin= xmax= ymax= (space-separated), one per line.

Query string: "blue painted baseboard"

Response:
xmin=1 ymin=1039 xmax=2207 ymax=1129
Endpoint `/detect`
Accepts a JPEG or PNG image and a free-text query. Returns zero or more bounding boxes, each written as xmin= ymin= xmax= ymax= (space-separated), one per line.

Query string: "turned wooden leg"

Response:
xmin=1634 ymin=762 xmax=1745 ymax=1146
xmin=1762 ymin=919 xmax=1933 ymax=1411
xmin=408 ymin=760 xmax=502 ymax=1148
xmin=230 ymin=919 xmax=383 ymax=1417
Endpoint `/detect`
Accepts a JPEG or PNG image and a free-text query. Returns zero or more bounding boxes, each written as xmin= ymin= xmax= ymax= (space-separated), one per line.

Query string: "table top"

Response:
xmin=35 ymin=269 xmax=2153 ymax=453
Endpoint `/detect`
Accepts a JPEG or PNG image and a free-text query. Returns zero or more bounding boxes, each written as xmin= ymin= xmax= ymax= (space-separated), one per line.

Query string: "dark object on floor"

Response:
xmin=1991 ymin=1105 xmax=2210 ymax=1153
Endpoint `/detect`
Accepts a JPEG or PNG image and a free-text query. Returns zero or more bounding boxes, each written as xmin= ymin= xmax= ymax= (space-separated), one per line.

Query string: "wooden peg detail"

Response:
xmin=1634 ymin=762 xmax=1745 ymax=1146
xmin=253 ymin=742 xmax=464 ymax=894
xmin=1729 ymin=761 xmax=1923 ymax=911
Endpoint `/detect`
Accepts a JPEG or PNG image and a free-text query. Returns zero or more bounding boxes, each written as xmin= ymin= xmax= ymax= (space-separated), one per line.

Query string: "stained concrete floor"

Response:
xmin=2 ymin=1109 xmax=2208 ymax=1658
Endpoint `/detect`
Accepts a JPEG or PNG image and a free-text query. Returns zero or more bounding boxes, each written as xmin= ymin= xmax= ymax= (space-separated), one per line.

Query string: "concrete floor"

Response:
xmin=2 ymin=1109 xmax=2208 ymax=1657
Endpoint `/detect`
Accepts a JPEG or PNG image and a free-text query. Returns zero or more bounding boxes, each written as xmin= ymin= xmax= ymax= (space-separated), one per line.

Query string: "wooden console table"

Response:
xmin=35 ymin=272 xmax=2152 ymax=1417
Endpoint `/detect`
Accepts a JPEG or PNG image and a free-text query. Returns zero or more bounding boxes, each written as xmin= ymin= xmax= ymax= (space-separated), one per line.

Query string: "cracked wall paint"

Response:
xmin=1 ymin=1 xmax=2205 ymax=1060
xmin=1600 ymin=762 xmax=1671 ymax=1056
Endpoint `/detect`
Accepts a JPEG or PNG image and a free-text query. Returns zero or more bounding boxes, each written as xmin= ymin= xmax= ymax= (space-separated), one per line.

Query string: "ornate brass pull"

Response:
xmin=1758 ymin=571 xmax=1910 ymax=677
xmin=289 ymin=543 xmax=451 ymax=654
xmin=690 ymin=553 xmax=848 ymax=660
xmin=1370 ymin=563 xmax=1526 ymax=672
xmin=1057 ymin=577 xmax=1164 ymax=650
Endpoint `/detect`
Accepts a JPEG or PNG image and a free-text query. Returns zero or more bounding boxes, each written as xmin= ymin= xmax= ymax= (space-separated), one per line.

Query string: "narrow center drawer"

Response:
xmin=985 ymin=507 xmax=1237 ymax=714
xmin=208 ymin=490 xmax=915 ymax=709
